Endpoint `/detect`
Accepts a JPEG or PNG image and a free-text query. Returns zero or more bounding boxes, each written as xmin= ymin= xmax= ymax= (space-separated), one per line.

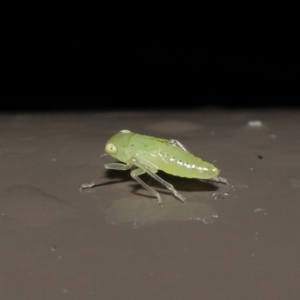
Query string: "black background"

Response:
xmin=2 ymin=28 xmax=299 ymax=112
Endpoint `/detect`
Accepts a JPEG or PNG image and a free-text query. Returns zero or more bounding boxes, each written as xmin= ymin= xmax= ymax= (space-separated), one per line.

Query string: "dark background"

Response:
xmin=2 ymin=29 xmax=299 ymax=111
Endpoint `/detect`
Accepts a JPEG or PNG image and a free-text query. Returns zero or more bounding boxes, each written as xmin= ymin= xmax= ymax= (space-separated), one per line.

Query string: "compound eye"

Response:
xmin=105 ymin=143 xmax=117 ymax=154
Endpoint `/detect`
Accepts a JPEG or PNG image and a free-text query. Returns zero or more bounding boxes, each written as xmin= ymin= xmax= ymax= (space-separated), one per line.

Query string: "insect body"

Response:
xmin=80 ymin=130 xmax=227 ymax=206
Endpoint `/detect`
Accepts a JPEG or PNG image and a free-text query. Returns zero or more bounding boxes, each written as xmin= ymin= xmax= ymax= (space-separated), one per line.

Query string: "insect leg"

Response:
xmin=80 ymin=170 xmax=104 ymax=190
xmin=80 ymin=163 xmax=132 ymax=190
xmin=132 ymin=158 xmax=186 ymax=204
xmin=169 ymin=139 xmax=189 ymax=152
xmin=104 ymin=163 xmax=132 ymax=171
xmin=130 ymin=168 xmax=164 ymax=207
xmin=203 ymin=176 xmax=228 ymax=184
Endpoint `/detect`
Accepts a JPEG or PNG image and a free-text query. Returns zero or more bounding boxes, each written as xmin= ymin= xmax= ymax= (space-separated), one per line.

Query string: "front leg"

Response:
xmin=80 ymin=162 xmax=132 ymax=190
xmin=132 ymin=157 xmax=186 ymax=205
xmin=130 ymin=167 xmax=164 ymax=207
xmin=104 ymin=162 xmax=132 ymax=171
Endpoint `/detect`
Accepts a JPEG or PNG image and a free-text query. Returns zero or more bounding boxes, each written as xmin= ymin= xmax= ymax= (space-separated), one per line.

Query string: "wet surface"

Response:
xmin=0 ymin=110 xmax=299 ymax=299
xmin=105 ymin=197 xmax=218 ymax=226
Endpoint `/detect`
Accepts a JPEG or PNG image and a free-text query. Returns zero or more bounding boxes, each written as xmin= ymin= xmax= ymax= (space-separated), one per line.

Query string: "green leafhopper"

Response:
xmin=80 ymin=130 xmax=227 ymax=206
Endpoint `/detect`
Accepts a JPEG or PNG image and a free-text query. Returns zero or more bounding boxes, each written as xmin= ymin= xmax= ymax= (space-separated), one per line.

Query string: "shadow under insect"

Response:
xmin=103 ymin=170 xmax=221 ymax=225
xmin=104 ymin=168 xmax=220 ymax=201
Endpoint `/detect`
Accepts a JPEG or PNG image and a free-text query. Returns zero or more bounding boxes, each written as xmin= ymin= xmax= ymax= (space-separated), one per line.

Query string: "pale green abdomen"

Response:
xmin=157 ymin=145 xmax=219 ymax=179
xmin=130 ymin=138 xmax=220 ymax=179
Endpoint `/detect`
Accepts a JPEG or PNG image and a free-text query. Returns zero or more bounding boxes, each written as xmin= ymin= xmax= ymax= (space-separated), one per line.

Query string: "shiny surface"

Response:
xmin=0 ymin=110 xmax=299 ymax=299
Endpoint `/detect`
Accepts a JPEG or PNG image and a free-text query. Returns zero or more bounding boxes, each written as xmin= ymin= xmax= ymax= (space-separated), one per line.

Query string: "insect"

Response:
xmin=80 ymin=130 xmax=228 ymax=207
